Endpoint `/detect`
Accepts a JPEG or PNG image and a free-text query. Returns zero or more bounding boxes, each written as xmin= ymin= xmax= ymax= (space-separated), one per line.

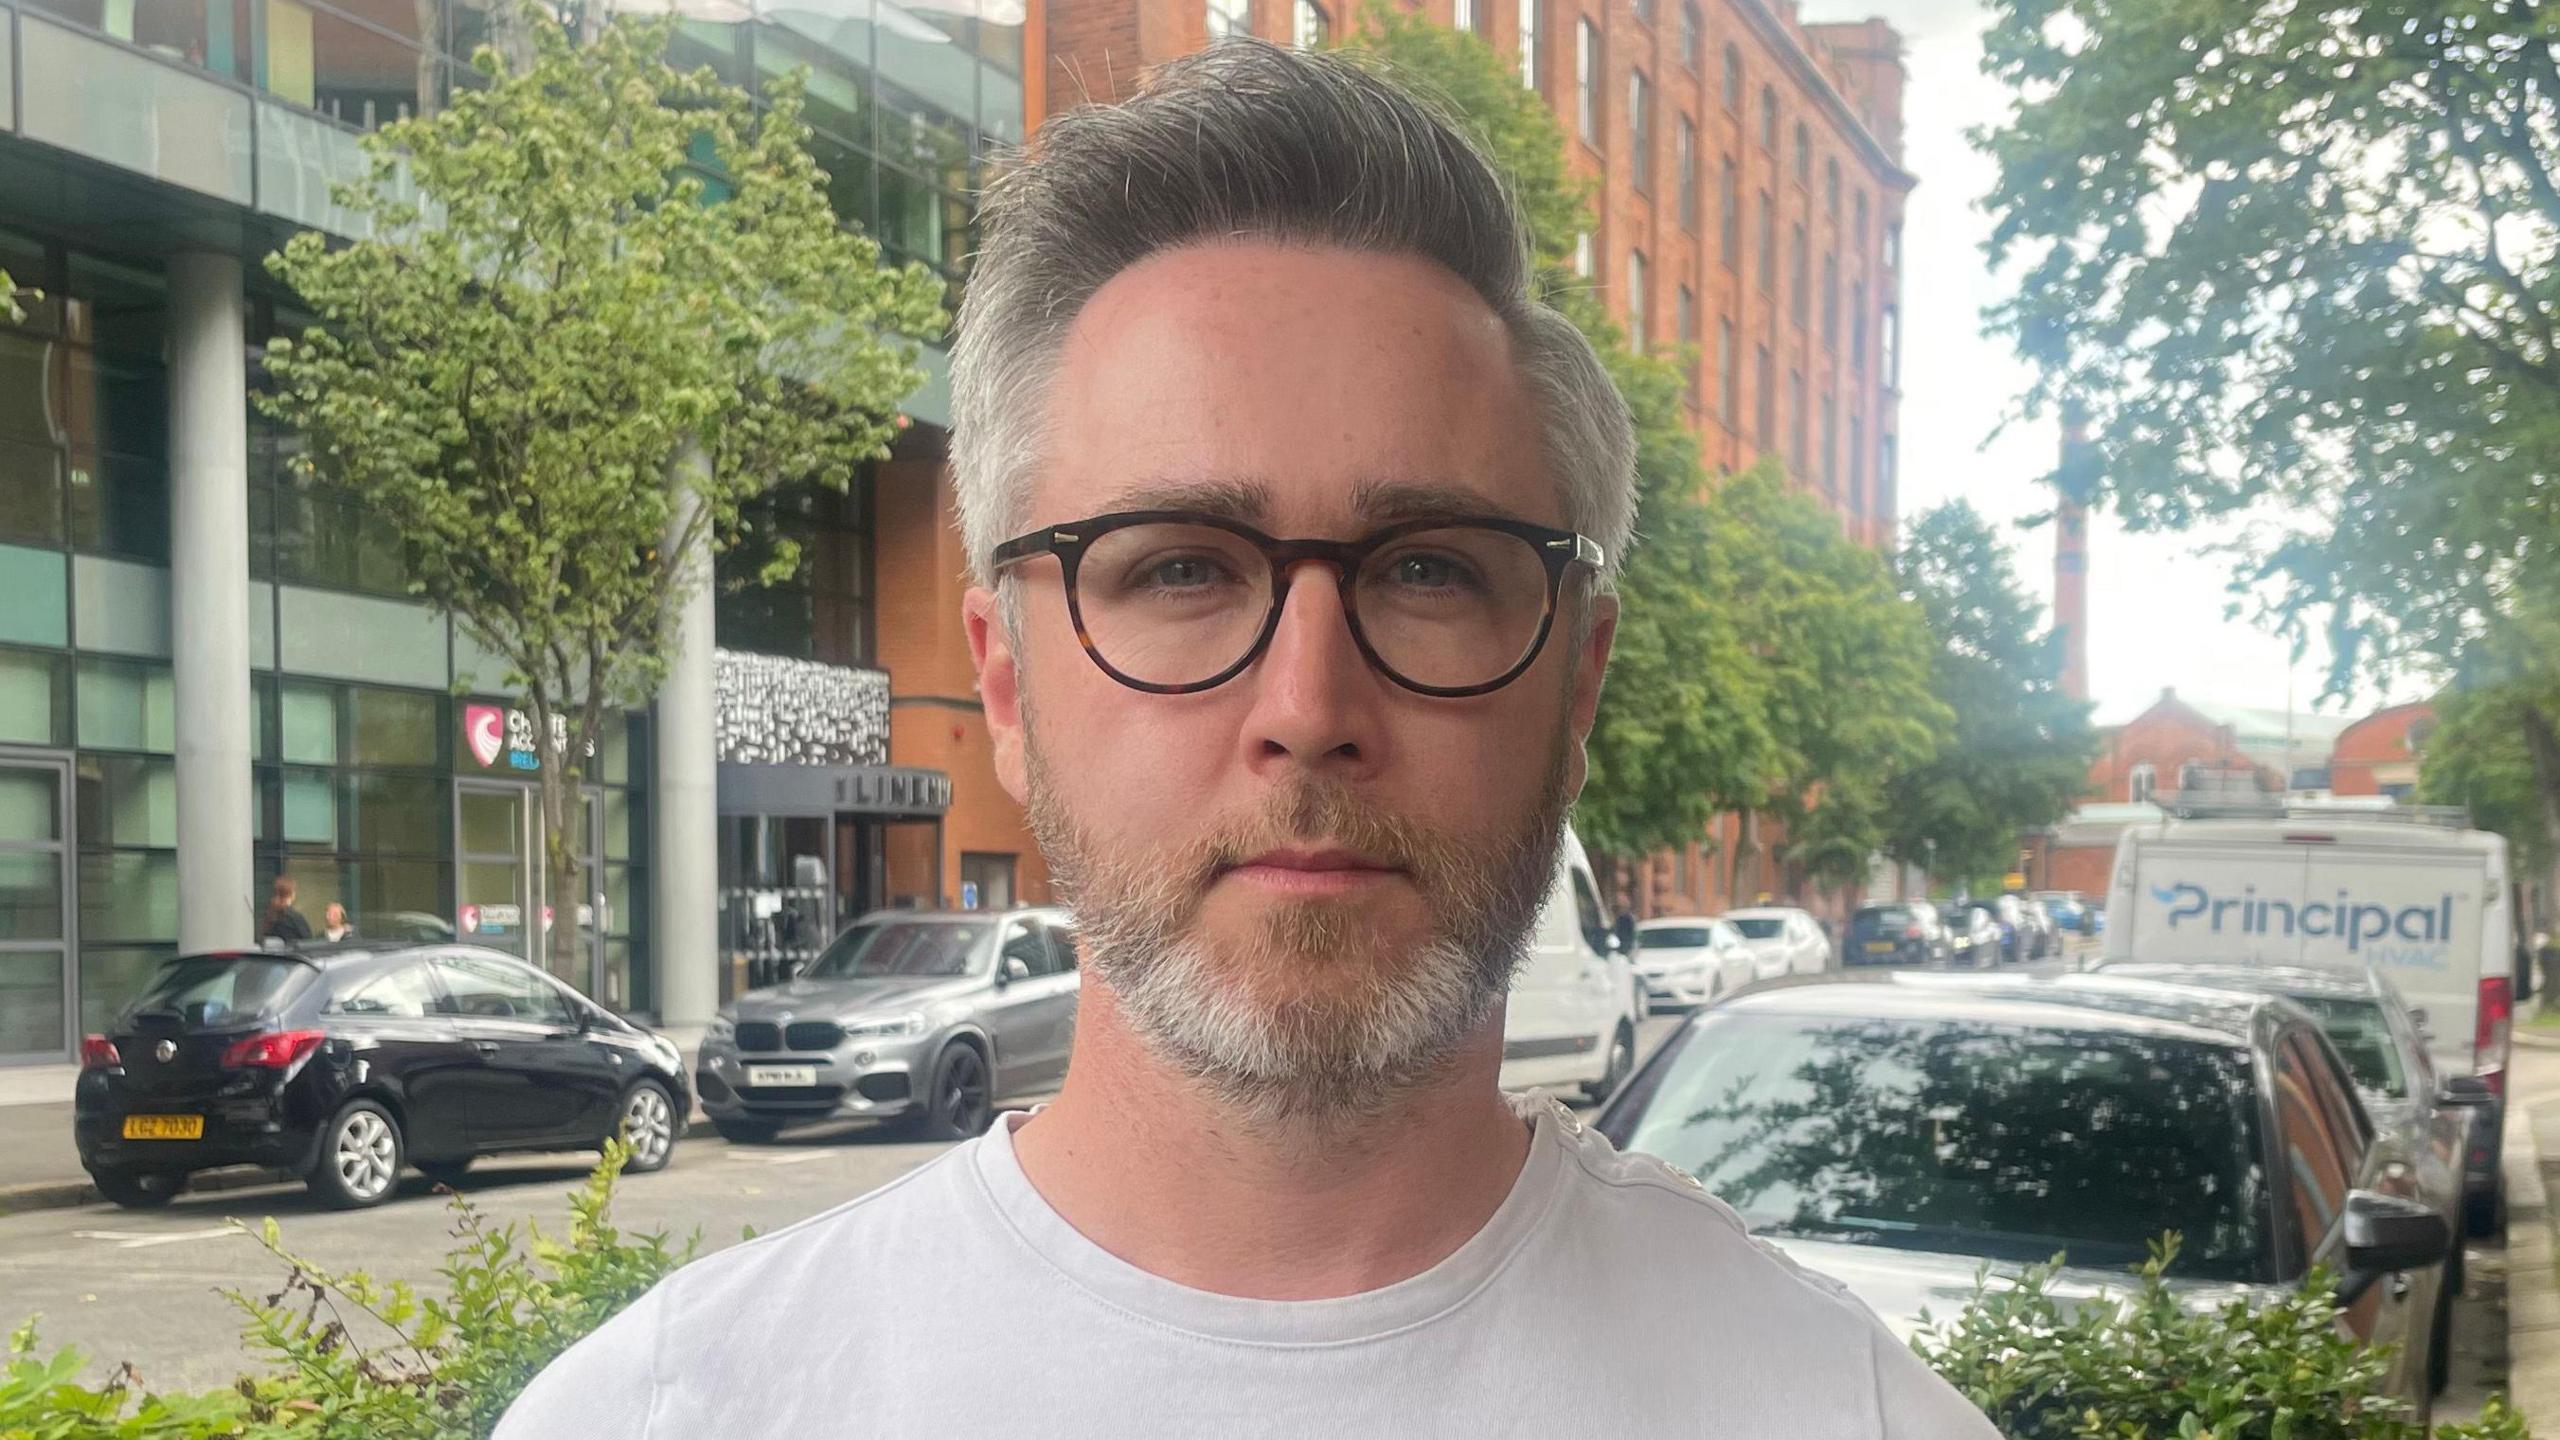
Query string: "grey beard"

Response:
xmin=1027 ymin=741 xmax=1573 ymax=1131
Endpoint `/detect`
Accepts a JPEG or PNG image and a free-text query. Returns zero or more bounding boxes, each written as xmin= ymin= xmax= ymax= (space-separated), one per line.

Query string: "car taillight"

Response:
xmin=79 ymin=1035 xmax=120 ymax=1069
xmin=1902 ymin=925 xmax=1923 ymax=939
xmin=221 ymin=1029 xmax=327 ymax=1069
xmin=2476 ymin=976 xmax=2513 ymax=1097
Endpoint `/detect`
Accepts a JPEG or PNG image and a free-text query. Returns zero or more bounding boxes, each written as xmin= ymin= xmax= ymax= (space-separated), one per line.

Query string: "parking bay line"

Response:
xmin=724 ymin=1149 xmax=840 ymax=1167
xmin=71 ymin=1227 xmax=238 ymax=1250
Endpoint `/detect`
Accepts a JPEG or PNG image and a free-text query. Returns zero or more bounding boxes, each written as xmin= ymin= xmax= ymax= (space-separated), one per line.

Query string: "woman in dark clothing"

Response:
xmin=263 ymin=875 xmax=312 ymax=944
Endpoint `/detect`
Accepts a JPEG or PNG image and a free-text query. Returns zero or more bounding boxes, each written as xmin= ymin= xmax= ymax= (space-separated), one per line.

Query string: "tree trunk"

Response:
xmin=2517 ymin=699 xmax=2560 ymax=956
xmin=531 ymin=699 xmax=584 ymax=991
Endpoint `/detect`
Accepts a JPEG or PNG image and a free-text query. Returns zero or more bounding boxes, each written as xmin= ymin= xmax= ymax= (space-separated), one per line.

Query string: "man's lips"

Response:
xmin=1219 ymin=848 xmax=1407 ymax=893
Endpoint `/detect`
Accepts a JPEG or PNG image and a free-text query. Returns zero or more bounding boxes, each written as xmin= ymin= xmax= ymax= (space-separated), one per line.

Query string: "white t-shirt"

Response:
xmin=496 ymin=1096 xmax=1998 ymax=1438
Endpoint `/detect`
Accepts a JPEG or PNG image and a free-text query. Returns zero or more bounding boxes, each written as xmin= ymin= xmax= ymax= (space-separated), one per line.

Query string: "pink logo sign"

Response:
xmin=464 ymin=705 xmax=505 ymax=768
xmin=459 ymin=904 xmax=481 ymax=934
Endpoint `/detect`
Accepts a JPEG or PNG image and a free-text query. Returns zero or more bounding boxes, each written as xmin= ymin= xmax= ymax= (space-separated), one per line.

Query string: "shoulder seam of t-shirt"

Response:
xmin=967 ymin=1130 xmax=1572 ymax=1352
xmin=1556 ymin=1131 xmax=1867 ymax=1310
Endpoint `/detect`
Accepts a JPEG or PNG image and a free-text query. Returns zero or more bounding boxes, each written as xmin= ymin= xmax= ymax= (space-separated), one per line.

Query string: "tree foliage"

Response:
xmin=1889 ymin=502 xmax=2099 ymax=888
xmin=1975 ymin=0 xmax=2560 ymax=885
xmin=261 ymin=3 xmax=943 ymax=975
xmin=2423 ymin=679 xmax=2557 ymax=879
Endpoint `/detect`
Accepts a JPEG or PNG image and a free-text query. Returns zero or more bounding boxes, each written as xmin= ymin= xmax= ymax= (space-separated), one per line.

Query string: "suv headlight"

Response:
xmin=841 ymin=1012 xmax=927 ymax=1039
xmin=706 ymin=1014 xmax=735 ymax=1043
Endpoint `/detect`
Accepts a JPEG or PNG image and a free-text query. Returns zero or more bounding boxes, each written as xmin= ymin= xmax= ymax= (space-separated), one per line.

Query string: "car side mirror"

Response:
xmin=1000 ymin=956 xmax=1031 ymax=985
xmin=2439 ymin=1074 xmax=2496 ymax=1108
xmin=1611 ymin=913 xmax=1638 ymax=955
xmin=2405 ymin=1005 xmax=2431 ymax=1037
xmin=2342 ymin=1189 xmax=2450 ymax=1278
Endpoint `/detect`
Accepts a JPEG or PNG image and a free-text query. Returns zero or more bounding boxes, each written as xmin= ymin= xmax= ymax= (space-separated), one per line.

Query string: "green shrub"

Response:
xmin=1914 ymin=1235 xmax=2532 ymax=1439
xmin=4 ymin=1142 xmax=690 ymax=1440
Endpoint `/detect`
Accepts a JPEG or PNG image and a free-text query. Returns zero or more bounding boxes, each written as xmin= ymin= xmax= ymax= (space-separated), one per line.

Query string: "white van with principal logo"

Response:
xmin=2102 ymin=810 xmax=2514 ymax=1228
xmin=1501 ymin=826 xmax=1644 ymax=1103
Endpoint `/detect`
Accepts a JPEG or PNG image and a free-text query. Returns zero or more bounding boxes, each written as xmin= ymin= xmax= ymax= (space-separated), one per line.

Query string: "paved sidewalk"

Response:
xmin=2505 ymin=1023 xmax=2560 ymax=1424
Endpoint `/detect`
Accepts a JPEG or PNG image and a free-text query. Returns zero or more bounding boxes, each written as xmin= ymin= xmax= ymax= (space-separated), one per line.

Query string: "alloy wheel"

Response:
xmin=622 ymin=1086 xmax=674 ymax=1168
xmin=943 ymin=1049 xmax=991 ymax=1134
xmin=334 ymin=1109 xmax=397 ymax=1202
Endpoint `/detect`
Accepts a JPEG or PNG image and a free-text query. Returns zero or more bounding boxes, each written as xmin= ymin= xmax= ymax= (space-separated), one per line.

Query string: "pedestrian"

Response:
xmin=499 ymin=41 xmax=1996 ymax=1440
xmin=321 ymin=902 xmax=356 ymax=943
xmin=260 ymin=875 xmax=311 ymax=945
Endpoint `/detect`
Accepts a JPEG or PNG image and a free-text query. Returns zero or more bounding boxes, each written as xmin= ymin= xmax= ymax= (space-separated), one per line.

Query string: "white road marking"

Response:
xmin=723 ymin=1149 xmax=838 ymax=1167
xmin=71 ymin=1227 xmax=237 ymax=1250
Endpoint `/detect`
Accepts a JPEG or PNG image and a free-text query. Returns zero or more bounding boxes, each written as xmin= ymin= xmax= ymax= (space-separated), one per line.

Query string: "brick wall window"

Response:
xmin=1577 ymin=18 xmax=1601 ymax=142
xmin=1757 ymin=189 xmax=1775 ymax=290
xmin=1628 ymin=249 xmax=1649 ymax=351
xmin=1718 ymin=319 xmax=1737 ymax=423
xmin=1680 ymin=2 xmax=1701 ymax=67
xmin=1293 ymin=0 xmax=1329 ymax=46
xmin=1794 ymin=120 xmax=1810 ymax=182
xmin=1825 ymin=157 xmax=1841 ymax=217
xmin=1719 ymin=159 xmax=1739 ymax=265
xmin=1722 ymin=43 xmax=1741 ymax=109
xmin=1630 ymin=69 xmax=1652 ymax=192
xmin=1790 ymin=221 xmax=1807 ymax=326
xmin=1676 ymin=115 xmax=1697 ymax=229
xmin=1207 ymin=0 xmax=1250 ymax=41
xmin=1519 ymin=0 xmax=1541 ymax=88
xmin=1755 ymin=343 xmax=1774 ymax=446
xmin=1821 ymin=252 xmax=1839 ymax=346
xmin=1759 ymin=85 xmax=1776 ymax=148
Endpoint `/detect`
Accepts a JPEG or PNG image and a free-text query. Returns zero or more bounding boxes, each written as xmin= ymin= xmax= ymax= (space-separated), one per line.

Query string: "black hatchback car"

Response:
xmin=75 ymin=943 xmax=688 ymax=1209
xmin=1844 ymin=902 xmax=1950 ymax=966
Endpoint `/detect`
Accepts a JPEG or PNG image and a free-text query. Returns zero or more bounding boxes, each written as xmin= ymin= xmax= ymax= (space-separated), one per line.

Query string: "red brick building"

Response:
xmin=2329 ymin=701 xmax=2435 ymax=799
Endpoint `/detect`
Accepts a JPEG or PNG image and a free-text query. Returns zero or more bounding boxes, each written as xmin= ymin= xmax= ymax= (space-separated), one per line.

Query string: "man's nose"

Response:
xmin=1236 ymin=561 xmax=1387 ymax=776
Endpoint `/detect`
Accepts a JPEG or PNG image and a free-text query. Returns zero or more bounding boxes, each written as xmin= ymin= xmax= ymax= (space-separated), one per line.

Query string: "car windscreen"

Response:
xmin=123 ymin=957 xmax=313 ymax=1029
xmin=1613 ymin=1012 xmax=2268 ymax=1282
xmin=1729 ymin=918 xmax=1787 ymax=940
xmin=807 ymin=920 xmax=991 ymax=979
xmin=1855 ymin=907 xmax=1911 ymax=930
xmin=1640 ymin=926 xmax=1713 ymax=948
xmin=2290 ymin=996 xmax=2407 ymax=1099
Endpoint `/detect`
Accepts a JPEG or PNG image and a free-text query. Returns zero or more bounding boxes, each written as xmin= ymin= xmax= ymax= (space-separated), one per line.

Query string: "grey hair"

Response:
xmin=948 ymin=39 xmax=1637 ymax=590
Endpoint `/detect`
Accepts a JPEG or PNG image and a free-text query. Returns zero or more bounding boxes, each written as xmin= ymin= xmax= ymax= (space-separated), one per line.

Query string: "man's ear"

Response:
xmin=966 ymin=585 xmax=1029 ymax=804
xmin=1563 ymin=591 xmax=1619 ymax=800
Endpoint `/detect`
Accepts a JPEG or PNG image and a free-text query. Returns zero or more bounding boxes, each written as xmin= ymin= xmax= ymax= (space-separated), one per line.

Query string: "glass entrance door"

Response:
xmin=0 ymin=755 xmax=73 ymax=1064
xmin=456 ymin=781 xmax=534 ymax=962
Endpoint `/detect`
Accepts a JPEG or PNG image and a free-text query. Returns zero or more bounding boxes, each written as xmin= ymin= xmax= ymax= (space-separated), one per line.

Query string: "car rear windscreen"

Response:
xmin=1640 ymin=926 xmax=1713 ymax=948
xmin=124 ymin=957 xmax=312 ymax=1029
xmin=809 ymin=920 xmax=991 ymax=978
xmin=1613 ymin=1012 xmax=2268 ymax=1281
xmin=1728 ymin=918 xmax=1786 ymax=940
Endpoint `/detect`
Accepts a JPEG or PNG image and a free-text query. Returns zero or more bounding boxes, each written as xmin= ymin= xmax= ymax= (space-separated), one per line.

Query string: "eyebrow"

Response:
xmin=1099 ymin=475 xmax=1529 ymax=528
xmin=1107 ymin=476 xmax=1272 ymax=521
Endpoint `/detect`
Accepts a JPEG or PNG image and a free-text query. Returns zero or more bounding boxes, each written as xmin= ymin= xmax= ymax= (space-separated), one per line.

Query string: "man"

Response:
xmin=500 ymin=41 xmax=1997 ymax=1438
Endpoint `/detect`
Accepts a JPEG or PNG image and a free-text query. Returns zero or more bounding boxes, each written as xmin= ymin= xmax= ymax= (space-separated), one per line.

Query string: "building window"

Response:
xmin=1886 ymin=220 xmax=1902 ymax=270
xmin=1677 ymin=284 xmax=1698 ymax=396
xmin=1293 ymin=0 xmax=1329 ymax=46
xmin=1635 ymin=0 xmax=1655 ymax=23
xmin=1759 ymin=85 xmax=1777 ymax=149
xmin=1878 ymin=431 xmax=1897 ymax=516
xmin=1207 ymin=0 xmax=1251 ymax=40
xmin=1718 ymin=320 xmax=1738 ymax=424
xmin=1882 ymin=303 xmax=1901 ymax=388
xmin=1794 ymin=120 xmax=1810 ymax=182
xmin=1519 ymin=0 xmax=1541 ymax=87
xmin=1680 ymin=2 xmax=1701 ymax=66
xmin=1790 ymin=223 xmax=1808 ymax=326
xmin=1849 ymin=413 xmax=1866 ymax=513
xmin=717 ymin=480 xmax=875 ymax=667
xmin=1676 ymin=116 xmax=1698 ymax=230
xmin=1719 ymin=159 xmax=1740 ymax=266
xmin=1455 ymin=0 xmax=1475 ymax=29
xmin=1825 ymin=158 xmax=1842 ymax=217
xmin=1851 ymin=279 xmax=1868 ymax=367
xmin=1577 ymin=19 xmax=1600 ymax=143
xmin=1628 ymin=250 xmax=1649 ymax=352
xmin=1855 ymin=190 xmax=1870 ymax=249
xmin=1574 ymin=231 xmax=1594 ymax=278
xmin=2128 ymin=763 xmax=2158 ymax=805
xmin=1755 ymin=344 xmax=1774 ymax=447
xmin=1821 ymin=253 xmax=1839 ymax=345
xmin=1630 ymin=70 xmax=1652 ymax=192
xmin=1821 ymin=392 xmax=1837 ymax=489
xmin=1756 ymin=190 xmax=1775 ymax=291
xmin=1722 ymin=44 xmax=1742 ymax=109
xmin=1790 ymin=369 xmax=1807 ymax=470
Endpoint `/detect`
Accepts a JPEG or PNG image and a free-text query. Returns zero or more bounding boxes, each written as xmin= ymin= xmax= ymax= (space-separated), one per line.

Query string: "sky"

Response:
xmin=1797 ymin=0 xmax=2425 ymax=728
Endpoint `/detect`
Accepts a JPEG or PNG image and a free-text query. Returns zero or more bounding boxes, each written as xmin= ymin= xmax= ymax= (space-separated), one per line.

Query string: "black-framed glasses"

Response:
xmin=989 ymin=510 xmax=1606 ymax=697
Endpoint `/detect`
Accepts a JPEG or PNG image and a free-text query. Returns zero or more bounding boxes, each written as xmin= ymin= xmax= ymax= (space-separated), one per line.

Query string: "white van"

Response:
xmin=2101 ymin=810 xmax=2514 ymax=1228
xmin=1501 ymin=826 xmax=1645 ymax=1102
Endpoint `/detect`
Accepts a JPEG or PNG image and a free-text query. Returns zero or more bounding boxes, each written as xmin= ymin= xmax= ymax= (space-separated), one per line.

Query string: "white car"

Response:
xmin=1500 ymin=827 xmax=1646 ymax=1102
xmin=1720 ymin=906 xmax=1830 ymax=983
xmin=1633 ymin=916 xmax=1752 ymax=1011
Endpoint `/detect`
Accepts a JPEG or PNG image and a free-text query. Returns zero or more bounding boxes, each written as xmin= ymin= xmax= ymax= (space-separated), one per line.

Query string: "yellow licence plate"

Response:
xmin=122 ymin=1115 xmax=203 ymax=1141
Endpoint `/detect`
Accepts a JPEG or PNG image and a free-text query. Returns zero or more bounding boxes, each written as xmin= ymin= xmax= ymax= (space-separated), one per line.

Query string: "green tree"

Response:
xmin=2423 ymin=680 xmax=2556 ymax=884
xmin=1974 ymin=0 xmax=2560 ymax=877
xmin=1888 ymin=501 xmax=2098 ymax=889
xmin=1710 ymin=462 xmax=1946 ymax=886
xmin=262 ymin=4 xmax=943 ymax=979
xmin=1348 ymin=8 xmax=1778 ymax=864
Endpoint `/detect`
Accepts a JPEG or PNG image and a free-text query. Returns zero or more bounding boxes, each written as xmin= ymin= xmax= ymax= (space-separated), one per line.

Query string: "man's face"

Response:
xmin=966 ymin=243 xmax=1617 ymax=1120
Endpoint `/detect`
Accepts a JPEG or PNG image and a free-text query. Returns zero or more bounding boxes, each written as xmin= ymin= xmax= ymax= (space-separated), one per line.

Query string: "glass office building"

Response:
xmin=0 ymin=0 xmax=1025 ymax=1063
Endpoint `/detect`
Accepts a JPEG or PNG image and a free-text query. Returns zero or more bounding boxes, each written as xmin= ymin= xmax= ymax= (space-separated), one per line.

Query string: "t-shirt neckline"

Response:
xmin=967 ymin=1097 xmax=1569 ymax=1348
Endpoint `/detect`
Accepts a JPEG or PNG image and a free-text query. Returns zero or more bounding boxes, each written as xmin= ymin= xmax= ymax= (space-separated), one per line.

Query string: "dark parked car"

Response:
xmin=1844 ymin=902 xmax=1950 ymax=967
xmin=1598 ymin=973 xmax=2459 ymax=1419
xmin=75 ymin=944 xmax=687 ymax=1210
xmin=1938 ymin=902 xmax=2003 ymax=967
xmin=1954 ymin=896 xmax=2027 ymax=963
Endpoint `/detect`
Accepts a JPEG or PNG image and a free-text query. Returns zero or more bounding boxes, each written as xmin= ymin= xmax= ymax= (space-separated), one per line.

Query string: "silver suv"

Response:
xmin=697 ymin=907 xmax=1079 ymax=1142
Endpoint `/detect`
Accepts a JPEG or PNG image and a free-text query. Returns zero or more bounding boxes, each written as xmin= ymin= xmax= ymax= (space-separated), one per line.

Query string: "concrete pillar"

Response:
xmin=168 ymin=253 xmax=255 ymax=953
xmin=652 ymin=444 xmax=720 ymax=1025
